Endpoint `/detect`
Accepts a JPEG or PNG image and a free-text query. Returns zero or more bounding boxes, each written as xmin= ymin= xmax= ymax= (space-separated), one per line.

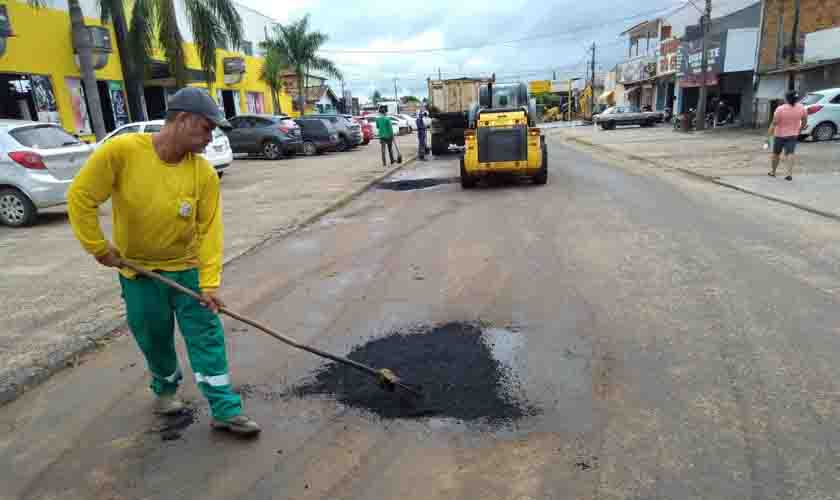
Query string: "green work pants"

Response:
xmin=119 ymin=269 xmax=241 ymax=420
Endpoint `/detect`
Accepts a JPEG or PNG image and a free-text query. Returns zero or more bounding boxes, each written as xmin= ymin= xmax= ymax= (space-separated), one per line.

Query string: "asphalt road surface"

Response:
xmin=2 ymin=134 xmax=840 ymax=500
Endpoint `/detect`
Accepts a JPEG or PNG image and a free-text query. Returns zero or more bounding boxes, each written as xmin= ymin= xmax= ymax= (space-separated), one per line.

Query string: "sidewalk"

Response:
xmin=0 ymin=136 xmax=418 ymax=405
xmin=554 ymin=124 xmax=840 ymax=219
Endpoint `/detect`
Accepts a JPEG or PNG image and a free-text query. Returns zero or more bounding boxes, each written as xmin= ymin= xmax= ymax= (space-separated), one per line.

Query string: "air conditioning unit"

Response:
xmin=223 ymin=57 xmax=246 ymax=85
xmin=74 ymin=26 xmax=112 ymax=70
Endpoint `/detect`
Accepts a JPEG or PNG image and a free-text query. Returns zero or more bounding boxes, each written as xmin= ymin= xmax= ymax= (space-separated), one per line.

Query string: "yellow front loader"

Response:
xmin=460 ymin=82 xmax=547 ymax=189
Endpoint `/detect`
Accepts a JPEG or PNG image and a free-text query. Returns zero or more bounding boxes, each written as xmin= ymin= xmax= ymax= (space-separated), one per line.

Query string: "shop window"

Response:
xmin=0 ymin=73 xmax=59 ymax=123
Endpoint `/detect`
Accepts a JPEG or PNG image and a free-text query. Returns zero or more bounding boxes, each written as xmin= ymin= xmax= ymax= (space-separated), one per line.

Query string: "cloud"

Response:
xmin=239 ymin=0 xmax=760 ymax=100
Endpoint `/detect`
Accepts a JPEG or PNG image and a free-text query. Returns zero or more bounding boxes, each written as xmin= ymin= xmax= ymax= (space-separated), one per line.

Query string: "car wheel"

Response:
xmin=534 ymin=146 xmax=548 ymax=185
xmin=302 ymin=141 xmax=317 ymax=156
xmin=460 ymin=157 xmax=476 ymax=189
xmin=812 ymin=122 xmax=837 ymax=142
xmin=0 ymin=188 xmax=37 ymax=227
xmin=263 ymin=140 xmax=282 ymax=160
xmin=607 ymin=121 xmax=616 ymax=130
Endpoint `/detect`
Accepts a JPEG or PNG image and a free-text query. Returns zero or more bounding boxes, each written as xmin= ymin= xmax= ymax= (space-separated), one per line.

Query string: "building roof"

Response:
xmin=303 ymin=85 xmax=339 ymax=104
xmin=621 ymin=18 xmax=663 ymax=37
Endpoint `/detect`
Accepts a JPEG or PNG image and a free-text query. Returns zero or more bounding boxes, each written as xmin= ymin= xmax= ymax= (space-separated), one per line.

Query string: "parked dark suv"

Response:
xmin=225 ymin=114 xmax=302 ymax=160
xmin=295 ymin=118 xmax=340 ymax=155
xmin=305 ymin=114 xmax=362 ymax=152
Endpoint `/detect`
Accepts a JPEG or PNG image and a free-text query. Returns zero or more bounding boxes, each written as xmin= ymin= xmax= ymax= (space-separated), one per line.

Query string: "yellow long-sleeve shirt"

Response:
xmin=67 ymin=133 xmax=224 ymax=290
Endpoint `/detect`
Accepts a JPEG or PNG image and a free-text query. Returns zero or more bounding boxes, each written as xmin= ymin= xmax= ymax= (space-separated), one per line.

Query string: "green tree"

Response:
xmin=371 ymin=90 xmax=382 ymax=104
xmin=99 ymin=0 xmax=244 ymax=120
xmin=259 ymin=43 xmax=287 ymax=114
xmin=261 ymin=15 xmax=341 ymax=116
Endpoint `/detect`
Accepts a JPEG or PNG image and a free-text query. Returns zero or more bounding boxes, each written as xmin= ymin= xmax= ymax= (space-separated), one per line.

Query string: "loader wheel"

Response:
xmin=460 ymin=158 xmax=476 ymax=189
xmin=432 ymin=136 xmax=447 ymax=156
xmin=534 ymin=146 xmax=548 ymax=185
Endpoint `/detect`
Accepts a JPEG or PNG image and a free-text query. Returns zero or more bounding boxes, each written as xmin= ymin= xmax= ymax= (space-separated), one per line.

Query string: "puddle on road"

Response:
xmin=376 ymin=178 xmax=459 ymax=191
xmin=292 ymin=322 xmax=538 ymax=424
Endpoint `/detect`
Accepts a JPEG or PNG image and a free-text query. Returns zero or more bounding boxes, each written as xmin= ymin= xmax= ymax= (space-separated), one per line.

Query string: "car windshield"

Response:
xmin=10 ymin=125 xmax=81 ymax=149
xmin=800 ymin=93 xmax=823 ymax=105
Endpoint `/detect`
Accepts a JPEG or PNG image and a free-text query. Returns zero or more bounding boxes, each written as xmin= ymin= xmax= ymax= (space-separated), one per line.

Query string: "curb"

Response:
xmin=0 ymin=153 xmax=417 ymax=408
xmin=562 ymin=134 xmax=840 ymax=222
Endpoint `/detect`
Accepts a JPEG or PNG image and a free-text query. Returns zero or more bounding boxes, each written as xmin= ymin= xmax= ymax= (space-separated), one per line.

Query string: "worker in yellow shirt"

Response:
xmin=67 ymin=87 xmax=259 ymax=436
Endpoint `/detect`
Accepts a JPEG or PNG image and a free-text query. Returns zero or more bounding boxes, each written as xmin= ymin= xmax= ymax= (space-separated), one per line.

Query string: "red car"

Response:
xmin=353 ymin=116 xmax=373 ymax=145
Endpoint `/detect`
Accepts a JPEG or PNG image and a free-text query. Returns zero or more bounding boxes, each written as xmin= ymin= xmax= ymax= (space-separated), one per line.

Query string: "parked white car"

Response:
xmin=399 ymin=114 xmax=418 ymax=131
xmin=388 ymin=115 xmax=411 ymax=135
xmin=98 ymin=120 xmax=234 ymax=176
xmin=0 ymin=120 xmax=93 ymax=227
xmin=799 ymin=88 xmax=840 ymax=142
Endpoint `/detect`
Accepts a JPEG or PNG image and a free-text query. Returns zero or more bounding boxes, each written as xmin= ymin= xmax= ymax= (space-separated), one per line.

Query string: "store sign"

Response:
xmin=804 ymin=27 xmax=840 ymax=63
xmin=31 ymin=75 xmax=59 ymax=123
xmin=678 ymin=35 xmax=723 ymax=88
xmin=0 ymin=5 xmax=13 ymax=57
xmin=529 ymin=80 xmax=552 ymax=94
xmin=65 ymin=78 xmax=92 ymax=135
xmin=223 ymin=57 xmax=246 ymax=85
xmin=658 ymin=39 xmax=680 ymax=75
xmin=618 ymin=56 xmax=657 ymax=83
xmin=108 ymin=81 xmax=129 ymax=127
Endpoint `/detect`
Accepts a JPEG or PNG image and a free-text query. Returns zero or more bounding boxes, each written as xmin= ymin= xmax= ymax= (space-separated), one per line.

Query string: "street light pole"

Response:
xmin=394 ymin=78 xmax=399 ymax=114
xmin=695 ymin=0 xmax=712 ymax=130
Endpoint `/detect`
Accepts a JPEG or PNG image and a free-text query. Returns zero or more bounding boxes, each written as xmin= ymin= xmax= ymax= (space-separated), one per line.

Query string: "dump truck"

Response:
xmin=460 ymin=81 xmax=547 ymax=188
xmin=426 ymin=77 xmax=492 ymax=155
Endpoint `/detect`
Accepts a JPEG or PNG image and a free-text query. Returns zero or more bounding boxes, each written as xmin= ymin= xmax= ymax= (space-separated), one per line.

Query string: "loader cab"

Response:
xmin=460 ymin=81 xmax=547 ymax=188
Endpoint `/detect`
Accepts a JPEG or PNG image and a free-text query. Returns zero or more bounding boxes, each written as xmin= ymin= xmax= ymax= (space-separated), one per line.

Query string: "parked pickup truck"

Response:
xmin=594 ymin=106 xmax=664 ymax=130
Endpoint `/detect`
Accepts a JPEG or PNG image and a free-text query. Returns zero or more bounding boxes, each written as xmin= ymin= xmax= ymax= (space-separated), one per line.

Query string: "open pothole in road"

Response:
xmin=293 ymin=322 xmax=538 ymax=424
xmin=376 ymin=177 xmax=459 ymax=191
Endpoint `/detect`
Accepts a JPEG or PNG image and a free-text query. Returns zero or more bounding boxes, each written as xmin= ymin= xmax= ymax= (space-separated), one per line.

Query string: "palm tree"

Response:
xmin=259 ymin=41 xmax=287 ymax=115
xmin=100 ymin=0 xmax=244 ymax=118
xmin=260 ymin=15 xmax=342 ymax=116
xmin=27 ymin=0 xmax=108 ymax=140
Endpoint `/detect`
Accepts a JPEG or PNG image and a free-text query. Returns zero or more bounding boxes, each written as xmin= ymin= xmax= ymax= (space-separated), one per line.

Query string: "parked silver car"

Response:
xmin=0 ymin=120 xmax=93 ymax=227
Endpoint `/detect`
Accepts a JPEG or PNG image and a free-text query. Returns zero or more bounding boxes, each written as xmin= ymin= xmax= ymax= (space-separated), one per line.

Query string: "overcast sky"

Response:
xmin=236 ymin=0 xmax=758 ymax=103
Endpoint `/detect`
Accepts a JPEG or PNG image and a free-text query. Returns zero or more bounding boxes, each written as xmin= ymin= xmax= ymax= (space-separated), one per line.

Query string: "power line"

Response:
xmin=318 ymin=3 xmax=689 ymax=55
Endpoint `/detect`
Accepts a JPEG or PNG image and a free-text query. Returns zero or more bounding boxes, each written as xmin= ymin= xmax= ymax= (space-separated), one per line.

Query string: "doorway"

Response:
xmin=221 ymin=89 xmax=239 ymax=118
xmin=144 ymin=86 xmax=167 ymax=120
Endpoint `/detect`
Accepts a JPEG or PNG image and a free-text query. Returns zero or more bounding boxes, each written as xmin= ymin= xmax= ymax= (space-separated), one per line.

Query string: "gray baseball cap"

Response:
xmin=166 ymin=87 xmax=232 ymax=129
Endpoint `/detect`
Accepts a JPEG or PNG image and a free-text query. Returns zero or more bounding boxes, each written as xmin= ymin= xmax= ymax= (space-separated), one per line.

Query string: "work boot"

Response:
xmin=154 ymin=394 xmax=187 ymax=416
xmin=211 ymin=414 xmax=261 ymax=436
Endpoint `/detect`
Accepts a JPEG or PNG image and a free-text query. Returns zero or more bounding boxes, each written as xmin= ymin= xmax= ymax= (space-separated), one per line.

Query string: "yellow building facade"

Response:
xmin=0 ymin=0 xmax=291 ymax=142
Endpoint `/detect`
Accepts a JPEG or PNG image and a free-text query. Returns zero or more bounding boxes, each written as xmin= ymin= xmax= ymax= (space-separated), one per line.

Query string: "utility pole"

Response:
xmin=438 ymin=68 xmax=442 ymax=80
xmin=394 ymin=78 xmax=399 ymax=113
xmin=788 ymin=0 xmax=801 ymax=91
xmin=340 ymin=80 xmax=345 ymax=114
xmin=590 ymin=42 xmax=597 ymax=120
xmin=695 ymin=0 xmax=712 ymax=131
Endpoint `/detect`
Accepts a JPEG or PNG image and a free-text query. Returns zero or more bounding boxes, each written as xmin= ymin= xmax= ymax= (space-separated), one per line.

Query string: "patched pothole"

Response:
xmin=293 ymin=322 xmax=537 ymax=424
xmin=376 ymin=178 xmax=459 ymax=191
